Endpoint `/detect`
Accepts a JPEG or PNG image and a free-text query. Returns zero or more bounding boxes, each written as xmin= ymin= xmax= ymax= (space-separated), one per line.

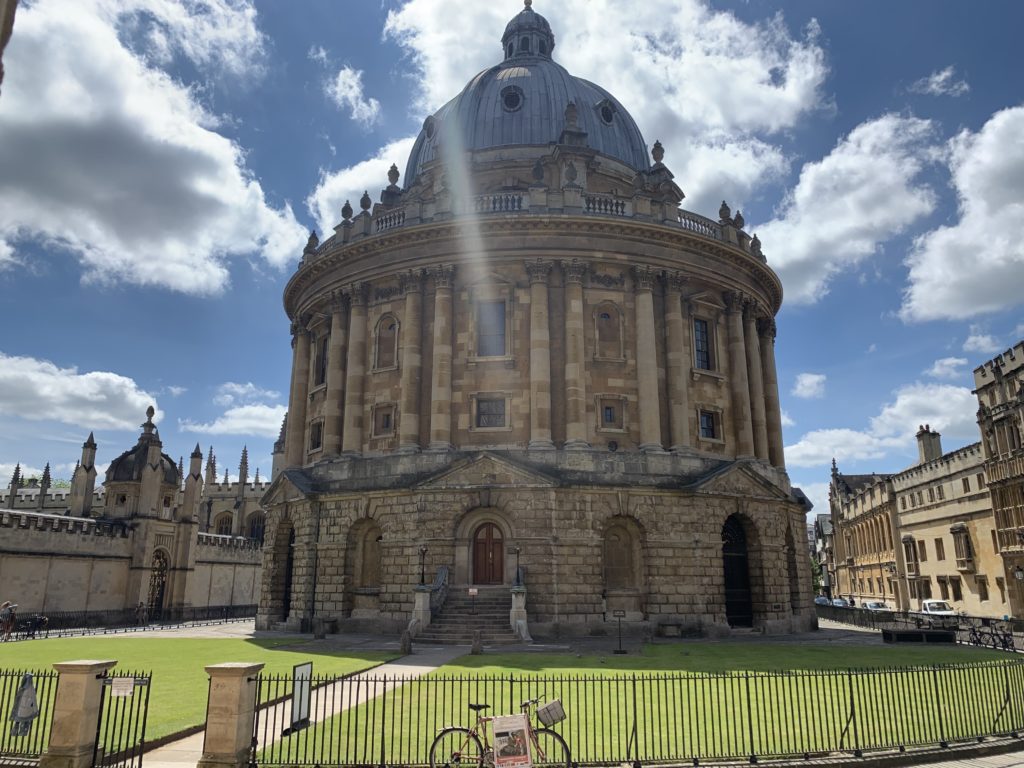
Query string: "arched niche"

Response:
xmin=345 ymin=517 xmax=383 ymax=617
xmin=602 ymin=515 xmax=645 ymax=620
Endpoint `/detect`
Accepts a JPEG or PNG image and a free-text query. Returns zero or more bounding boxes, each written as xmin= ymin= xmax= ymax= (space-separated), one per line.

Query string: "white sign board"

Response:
xmin=110 ymin=678 xmax=135 ymax=698
xmin=291 ymin=662 xmax=312 ymax=729
xmin=492 ymin=713 xmax=532 ymax=768
xmin=468 ymin=588 xmax=479 ymax=596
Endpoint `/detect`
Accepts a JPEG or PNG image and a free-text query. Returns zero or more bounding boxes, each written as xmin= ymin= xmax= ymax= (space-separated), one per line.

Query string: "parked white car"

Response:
xmin=913 ymin=599 xmax=959 ymax=629
xmin=863 ymin=601 xmax=892 ymax=612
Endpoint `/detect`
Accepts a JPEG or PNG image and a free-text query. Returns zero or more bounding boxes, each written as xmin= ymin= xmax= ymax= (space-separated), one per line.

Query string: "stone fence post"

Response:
xmin=198 ymin=662 xmax=265 ymax=768
xmin=39 ymin=659 xmax=117 ymax=768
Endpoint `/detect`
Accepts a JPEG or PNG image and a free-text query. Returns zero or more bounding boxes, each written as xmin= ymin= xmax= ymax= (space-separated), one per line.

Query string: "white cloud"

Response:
xmin=792 ymin=373 xmax=826 ymax=399
xmin=0 ymin=0 xmax=305 ymax=295
xmin=381 ymin=0 xmax=828 ymax=216
xmin=756 ymin=114 xmax=937 ymax=303
xmin=0 ymin=463 xmax=46 ymax=485
xmin=963 ymin=325 xmax=1002 ymax=355
xmin=786 ymin=382 xmax=977 ymax=468
xmin=0 ymin=352 xmax=158 ymax=430
xmin=326 ymin=66 xmax=381 ymax=128
xmin=212 ymin=381 xmax=280 ymax=407
xmin=925 ymin=357 xmax=968 ymax=380
xmin=909 ymin=66 xmax=969 ymax=98
xmin=796 ymin=481 xmax=830 ymax=515
xmin=307 ymin=45 xmax=328 ymax=65
xmin=901 ymin=105 xmax=1024 ymax=321
xmin=306 ymin=137 xmax=417 ymax=235
xmin=179 ymin=404 xmax=287 ymax=437
xmin=166 ymin=385 xmax=188 ymax=397
xmin=781 ymin=410 xmax=795 ymax=427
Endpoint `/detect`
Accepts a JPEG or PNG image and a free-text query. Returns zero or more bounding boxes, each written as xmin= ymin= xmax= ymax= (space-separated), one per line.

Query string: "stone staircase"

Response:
xmin=415 ymin=586 xmax=521 ymax=645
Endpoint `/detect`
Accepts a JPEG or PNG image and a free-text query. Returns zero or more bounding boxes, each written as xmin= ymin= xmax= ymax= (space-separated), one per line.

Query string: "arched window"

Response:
xmin=595 ymin=303 xmax=623 ymax=359
xmin=313 ymin=332 xmax=329 ymax=386
xmin=519 ymin=36 xmax=530 ymax=54
xmin=215 ymin=513 xmax=233 ymax=536
xmin=247 ymin=512 xmax=266 ymax=543
xmin=506 ymin=43 xmax=513 ymax=58
xmin=539 ymin=39 xmax=547 ymax=55
xmin=375 ymin=315 xmax=398 ymax=369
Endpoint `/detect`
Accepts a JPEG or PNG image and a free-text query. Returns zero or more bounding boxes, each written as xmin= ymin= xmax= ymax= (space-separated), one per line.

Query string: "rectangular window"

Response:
xmin=599 ymin=398 xmax=624 ymax=430
xmin=997 ymin=576 xmax=1006 ymax=603
xmin=936 ymin=485 xmax=945 ymax=500
xmin=477 ymin=300 xmax=506 ymax=357
xmin=950 ymin=577 xmax=963 ymax=602
xmin=309 ymin=420 xmax=323 ymax=452
xmin=935 ymin=538 xmax=945 ymax=561
xmin=699 ymin=410 xmax=717 ymax=439
xmin=313 ymin=334 xmax=329 ymax=386
xmin=900 ymin=497 xmax=907 ymax=510
xmin=476 ymin=396 xmax=506 ymax=428
xmin=917 ymin=539 xmax=927 ymax=562
xmin=927 ymin=487 xmax=935 ymax=502
xmin=992 ymin=529 xmax=999 ymax=553
xmin=962 ymin=477 xmax=971 ymax=493
xmin=937 ymin=576 xmax=949 ymax=601
xmin=919 ymin=578 xmax=933 ymax=599
xmin=372 ymin=405 xmax=395 ymax=437
xmin=693 ymin=318 xmax=712 ymax=370
xmin=977 ymin=576 xmax=989 ymax=602
xmin=977 ymin=472 xmax=986 ymax=488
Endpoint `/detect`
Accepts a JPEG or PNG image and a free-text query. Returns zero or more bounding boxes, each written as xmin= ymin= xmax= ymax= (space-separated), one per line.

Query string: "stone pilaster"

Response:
xmin=664 ymin=272 xmax=691 ymax=452
xmin=198 ymin=663 xmax=265 ymax=768
xmin=341 ymin=284 xmax=369 ymax=455
xmin=562 ymin=259 xmax=589 ymax=449
xmin=322 ymin=292 xmax=348 ymax=456
xmin=429 ymin=266 xmax=455 ymax=451
xmin=526 ymin=259 xmax=555 ymax=450
xmin=284 ymin=321 xmax=310 ymax=467
xmin=398 ymin=271 xmax=425 ymax=453
xmin=724 ymin=292 xmax=754 ymax=457
xmin=758 ymin=317 xmax=786 ymax=468
xmin=39 ymin=660 xmax=117 ymax=768
xmin=633 ymin=266 xmax=663 ymax=452
xmin=744 ymin=302 xmax=769 ymax=461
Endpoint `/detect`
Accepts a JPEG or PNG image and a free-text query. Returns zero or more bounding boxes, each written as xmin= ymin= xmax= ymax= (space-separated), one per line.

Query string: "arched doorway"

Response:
xmin=473 ymin=523 xmax=504 ymax=584
xmin=147 ymin=550 xmax=169 ymax=620
xmin=722 ymin=516 xmax=753 ymax=627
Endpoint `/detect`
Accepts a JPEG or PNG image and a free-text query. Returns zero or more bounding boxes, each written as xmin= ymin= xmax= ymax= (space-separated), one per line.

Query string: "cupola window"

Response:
xmin=539 ymin=39 xmax=547 ymax=55
xmin=597 ymin=99 xmax=617 ymax=125
xmin=423 ymin=116 xmax=436 ymax=140
xmin=501 ymin=86 xmax=524 ymax=113
xmin=520 ymin=36 xmax=530 ymax=54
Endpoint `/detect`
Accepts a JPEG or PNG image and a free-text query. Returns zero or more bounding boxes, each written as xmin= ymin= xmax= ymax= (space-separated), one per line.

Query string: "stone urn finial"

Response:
xmin=387 ymin=163 xmax=400 ymax=186
xmin=719 ymin=200 xmax=731 ymax=222
xmin=733 ymin=210 xmax=745 ymax=230
xmin=532 ymin=158 xmax=544 ymax=182
xmin=341 ymin=200 xmax=353 ymax=221
xmin=565 ymin=161 xmax=578 ymax=184
xmin=564 ymin=100 xmax=578 ymax=129
xmin=652 ymin=140 xmax=664 ymax=164
xmin=360 ymin=191 xmax=372 ymax=211
xmin=305 ymin=230 xmax=319 ymax=251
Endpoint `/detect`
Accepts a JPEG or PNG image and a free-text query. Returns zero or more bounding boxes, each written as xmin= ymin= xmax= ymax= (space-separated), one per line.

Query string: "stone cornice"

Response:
xmin=285 ymin=216 xmax=783 ymax=317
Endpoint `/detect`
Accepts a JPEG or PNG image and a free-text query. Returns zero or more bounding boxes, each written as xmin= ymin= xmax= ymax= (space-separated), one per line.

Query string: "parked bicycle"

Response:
xmin=967 ymin=620 xmax=1015 ymax=651
xmin=429 ymin=696 xmax=571 ymax=768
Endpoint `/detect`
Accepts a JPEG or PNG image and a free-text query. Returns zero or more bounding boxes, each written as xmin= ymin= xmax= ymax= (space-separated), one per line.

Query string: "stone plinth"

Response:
xmin=198 ymin=662 xmax=265 ymax=768
xmin=40 ymin=660 xmax=117 ymax=768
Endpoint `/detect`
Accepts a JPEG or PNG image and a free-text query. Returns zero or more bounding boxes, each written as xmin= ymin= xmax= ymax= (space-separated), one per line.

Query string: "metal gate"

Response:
xmin=93 ymin=670 xmax=151 ymax=768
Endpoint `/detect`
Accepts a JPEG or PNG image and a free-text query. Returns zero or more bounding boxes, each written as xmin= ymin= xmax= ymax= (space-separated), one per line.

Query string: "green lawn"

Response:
xmin=263 ymin=642 xmax=1021 ymax=766
xmin=2 ymin=637 xmax=397 ymax=742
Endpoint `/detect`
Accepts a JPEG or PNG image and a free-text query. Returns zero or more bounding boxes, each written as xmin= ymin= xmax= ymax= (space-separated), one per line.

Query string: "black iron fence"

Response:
xmin=251 ymin=660 xmax=1024 ymax=766
xmin=0 ymin=668 xmax=59 ymax=759
xmin=94 ymin=669 xmax=152 ymax=768
xmin=816 ymin=605 xmax=1019 ymax=650
xmin=7 ymin=604 xmax=257 ymax=641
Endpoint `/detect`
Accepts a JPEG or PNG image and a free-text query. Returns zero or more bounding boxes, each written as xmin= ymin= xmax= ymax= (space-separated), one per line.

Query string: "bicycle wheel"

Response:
xmin=429 ymin=727 xmax=485 ymax=768
xmin=531 ymin=728 xmax=570 ymax=768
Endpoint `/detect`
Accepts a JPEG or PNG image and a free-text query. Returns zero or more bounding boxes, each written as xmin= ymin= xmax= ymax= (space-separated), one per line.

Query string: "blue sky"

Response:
xmin=1 ymin=0 xmax=1022 ymax=515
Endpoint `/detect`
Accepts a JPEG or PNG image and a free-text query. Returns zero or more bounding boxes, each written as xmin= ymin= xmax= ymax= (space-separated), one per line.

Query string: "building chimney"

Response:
xmin=916 ymin=424 xmax=943 ymax=464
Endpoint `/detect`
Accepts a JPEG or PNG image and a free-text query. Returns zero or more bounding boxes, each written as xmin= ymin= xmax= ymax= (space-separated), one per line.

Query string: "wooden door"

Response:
xmin=473 ymin=523 xmax=504 ymax=584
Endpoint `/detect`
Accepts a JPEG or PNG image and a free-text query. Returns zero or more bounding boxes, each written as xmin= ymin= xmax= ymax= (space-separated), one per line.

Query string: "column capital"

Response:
xmin=561 ymin=258 xmax=588 ymax=284
xmin=525 ymin=258 xmax=553 ymax=284
xmin=431 ymin=264 xmax=456 ymax=290
xmin=665 ymin=271 xmax=687 ymax=294
xmin=723 ymin=290 xmax=745 ymax=313
xmin=757 ymin=316 xmax=777 ymax=340
xmin=632 ymin=265 xmax=658 ymax=293
xmin=329 ymin=289 xmax=349 ymax=313
xmin=400 ymin=269 xmax=425 ymax=295
xmin=348 ymin=282 xmax=370 ymax=307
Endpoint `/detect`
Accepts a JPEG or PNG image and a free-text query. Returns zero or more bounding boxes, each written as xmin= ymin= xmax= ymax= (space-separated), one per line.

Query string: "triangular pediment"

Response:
xmin=260 ymin=470 xmax=315 ymax=507
xmin=692 ymin=462 xmax=791 ymax=500
xmin=415 ymin=452 xmax=558 ymax=490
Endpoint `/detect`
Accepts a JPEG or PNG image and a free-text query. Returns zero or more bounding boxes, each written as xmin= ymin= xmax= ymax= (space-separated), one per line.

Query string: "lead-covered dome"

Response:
xmin=404 ymin=1 xmax=650 ymax=187
xmin=105 ymin=407 xmax=180 ymax=486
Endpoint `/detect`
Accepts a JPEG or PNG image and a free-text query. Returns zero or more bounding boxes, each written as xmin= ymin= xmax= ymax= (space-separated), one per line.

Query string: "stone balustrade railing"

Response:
xmin=375 ymin=208 xmax=406 ymax=233
xmin=197 ymin=531 xmax=262 ymax=550
xmin=584 ymin=193 xmax=629 ymax=216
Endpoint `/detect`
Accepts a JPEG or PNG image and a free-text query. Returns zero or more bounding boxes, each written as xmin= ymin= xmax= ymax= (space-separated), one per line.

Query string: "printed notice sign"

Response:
xmin=110 ymin=678 xmax=135 ymax=698
xmin=492 ymin=713 xmax=532 ymax=768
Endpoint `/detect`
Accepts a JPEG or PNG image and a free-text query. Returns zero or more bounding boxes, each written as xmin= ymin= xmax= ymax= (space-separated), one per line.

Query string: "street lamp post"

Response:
xmin=419 ymin=545 xmax=428 ymax=586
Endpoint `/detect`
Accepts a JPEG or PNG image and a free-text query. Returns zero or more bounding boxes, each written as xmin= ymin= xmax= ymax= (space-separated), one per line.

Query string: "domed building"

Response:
xmin=258 ymin=1 xmax=814 ymax=638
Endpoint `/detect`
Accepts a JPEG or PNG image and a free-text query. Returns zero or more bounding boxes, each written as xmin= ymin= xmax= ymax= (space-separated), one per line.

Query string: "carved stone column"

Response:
xmin=633 ymin=266 xmax=663 ymax=452
xmin=664 ymin=272 xmax=691 ymax=452
xmin=341 ymin=284 xmax=369 ymax=455
xmin=562 ymin=259 xmax=589 ymax=449
xmin=284 ymin=321 xmax=310 ymax=467
xmin=398 ymin=270 xmax=425 ymax=453
xmin=322 ymin=293 xmax=348 ymax=456
xmin=759 ymin=318 xmax=786 ymax=468
xmin=744 ymin=301 xmax=769 ymax=461
xmin=724 ymin=292 xmax=754 ymax=457
xmin=527 ymin=259 xmax=555 ymax=450
xmin=429 ymin=266 xmax=455 ymax=451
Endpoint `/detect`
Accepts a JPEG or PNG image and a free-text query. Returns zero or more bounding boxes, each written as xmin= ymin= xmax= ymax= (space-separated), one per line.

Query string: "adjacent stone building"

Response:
xmin=1 ymin=408 xmax=264 ymax=617
xmin=258 ymin=2 xmax=814 ymax=639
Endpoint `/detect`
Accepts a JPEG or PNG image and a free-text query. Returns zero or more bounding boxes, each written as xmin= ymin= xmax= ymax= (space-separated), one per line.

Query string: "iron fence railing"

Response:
xmin=816 ymin=605 xmax=1020 ymax=650
xmin=251 ymin=660 xmax=1024 ymax=766
xmin=7 ymin=604 xmax=257 ymax=641
xmin=94 ymin=670 xmax=152 ymax=768
xmin=0 ymin=668 xmax=59 ymax=759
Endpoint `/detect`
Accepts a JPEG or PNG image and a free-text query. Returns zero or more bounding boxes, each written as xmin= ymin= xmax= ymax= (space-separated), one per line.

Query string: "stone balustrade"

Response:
xmin=197 ymin=531 xmax=262 ymax=550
